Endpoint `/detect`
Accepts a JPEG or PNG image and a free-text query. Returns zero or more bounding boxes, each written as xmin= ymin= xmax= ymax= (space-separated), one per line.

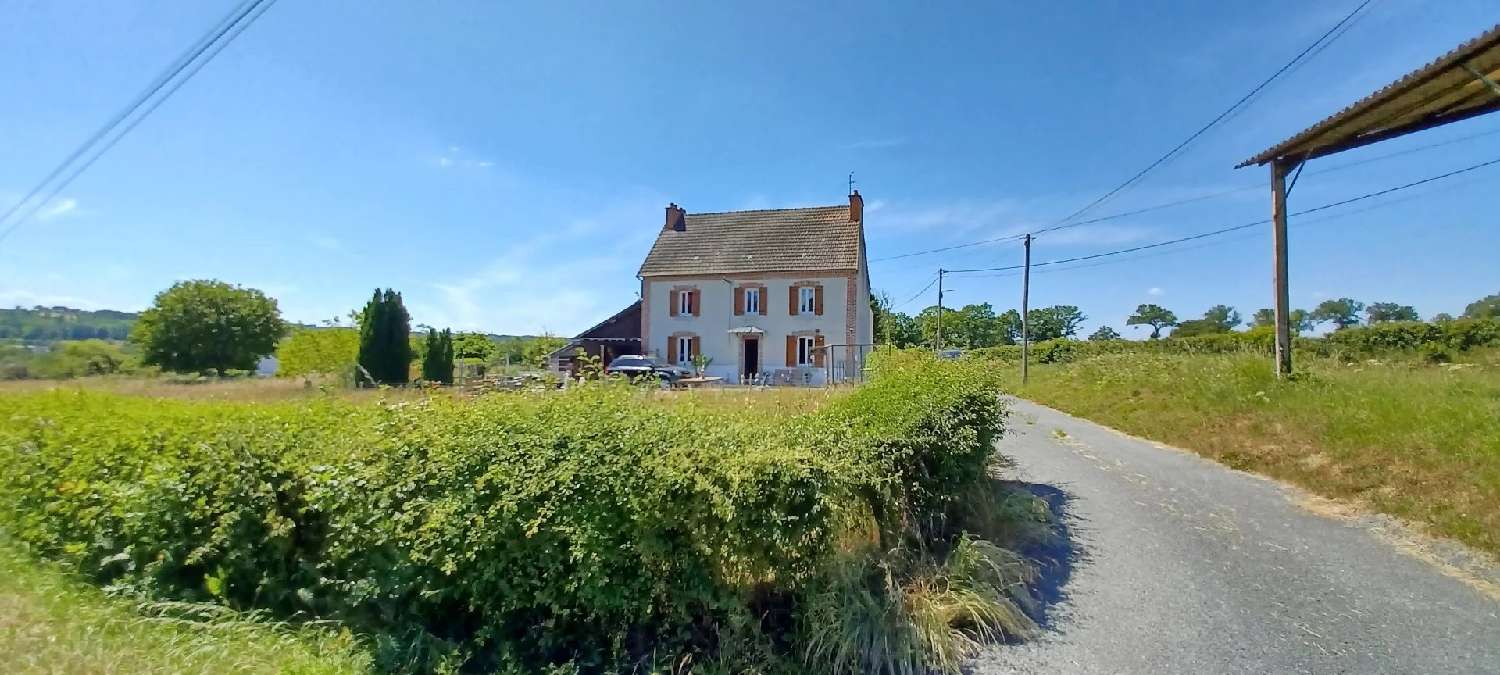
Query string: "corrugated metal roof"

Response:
xmin=1238 ymin=23 xmax=1500 ymax=167
xmin=637 ymin=205 xmax=861 ymax=276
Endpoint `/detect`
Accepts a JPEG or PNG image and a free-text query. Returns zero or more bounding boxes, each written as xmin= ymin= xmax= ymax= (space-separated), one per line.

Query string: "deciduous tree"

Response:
xmin=1088 ymin=326 xmax=1120 ymax=341
xmin=1126 ymin=304 xmax=1177 ymax=339
xmin=1310 ymin=298 xmax=1364 ymax=330
xmin=130 ymin=280 xmax=285 ymax=376
xmin=1365 ymin=302 xmax=1419 ymax=323
xmin=1463 ymin=292 xmax=1500 ymax=319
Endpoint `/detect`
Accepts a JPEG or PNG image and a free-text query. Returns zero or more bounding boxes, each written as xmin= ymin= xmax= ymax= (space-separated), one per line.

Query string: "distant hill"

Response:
xmin=0 ymin=305 xmax=541 ymax=345
xmin=0 ymin=306 xmax=138 ymax=343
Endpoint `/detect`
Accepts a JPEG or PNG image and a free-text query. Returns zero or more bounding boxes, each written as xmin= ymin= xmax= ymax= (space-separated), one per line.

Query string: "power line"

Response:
xmin=0 ymin=0 xmax=277 ymax=245
xmin=893 ymin=274 xmax=941 ymax=309
xmin=945 ymin=155 xmax=1500 ymax=275
xmin=1039 ymin=0 xmax=1373 ymax=230
xmin=869 ymin=123 xmax=1500 ymax=265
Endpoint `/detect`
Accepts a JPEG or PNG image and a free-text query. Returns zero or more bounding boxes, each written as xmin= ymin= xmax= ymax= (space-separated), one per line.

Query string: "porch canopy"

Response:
xmin=1236 ymin=23 xmax=1500 ymax=378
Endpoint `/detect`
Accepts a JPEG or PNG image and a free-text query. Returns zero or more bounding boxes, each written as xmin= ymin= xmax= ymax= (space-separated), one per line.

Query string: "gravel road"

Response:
xmin=975 ymin=398 xmax=1500 ymax=675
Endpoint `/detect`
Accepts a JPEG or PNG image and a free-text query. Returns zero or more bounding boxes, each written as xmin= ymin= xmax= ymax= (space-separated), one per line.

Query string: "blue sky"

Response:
xmin=3 ymin=1 xmax=1498 ymax=336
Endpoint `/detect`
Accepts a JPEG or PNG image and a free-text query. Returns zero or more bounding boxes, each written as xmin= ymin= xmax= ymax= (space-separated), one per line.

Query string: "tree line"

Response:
xmin=873 ymin=291 xmax=1500 ymax=347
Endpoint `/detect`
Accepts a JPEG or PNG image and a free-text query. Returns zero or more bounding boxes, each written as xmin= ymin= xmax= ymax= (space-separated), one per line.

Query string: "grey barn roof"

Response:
xmin=637 ymin=205 xmax=861 ymax=276
xmin=1238 ymin=23 xmax=1500 ymax=167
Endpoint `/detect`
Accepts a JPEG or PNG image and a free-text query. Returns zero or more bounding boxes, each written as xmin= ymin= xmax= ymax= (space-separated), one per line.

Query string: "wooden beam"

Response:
xmin=1271 ymin=159 xmax=1293 ymax=379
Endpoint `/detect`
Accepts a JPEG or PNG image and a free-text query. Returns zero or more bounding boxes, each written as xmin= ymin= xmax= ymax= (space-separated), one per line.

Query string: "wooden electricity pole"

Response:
xmin=1021 ymin=234 xmax=1032 ymax=385
xmin=935 ymin=268 xmax=945 ymax=350
xmin=1270 ymin=160 xmax=1293 ymax=378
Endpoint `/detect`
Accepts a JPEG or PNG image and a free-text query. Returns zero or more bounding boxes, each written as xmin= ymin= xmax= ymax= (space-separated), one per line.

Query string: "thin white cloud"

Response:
xmin=36 ymin=198 xmax=78 ymax=221
xmin=432 ymin=145 xmax=496 ymax=170
xmin=845 ymin=137 xmax=908 ymax=150
xmin=1147 ymin=287 xmax=1164 ymax=297
xmin=307 ymin=234 xmax=343 ymax=252
xmin=0 ymin=288 xmax=103 ymax=309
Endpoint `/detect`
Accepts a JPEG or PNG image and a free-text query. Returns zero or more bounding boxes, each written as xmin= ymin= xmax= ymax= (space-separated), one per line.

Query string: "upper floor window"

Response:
xmin=671 ymin=288 xmax=698 ymax=317
xmin=798 ymin=286 xmax=816 ymax=314
xmin=745 ymin=287 xmax=760 ymax=314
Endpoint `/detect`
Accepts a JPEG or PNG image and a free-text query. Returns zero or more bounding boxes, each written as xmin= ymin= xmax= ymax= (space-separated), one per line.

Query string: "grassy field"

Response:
xmin=998 ymin=349 xmax=1500 ymax=554
xmin=0 ymin=538 xmax=371 ymax=674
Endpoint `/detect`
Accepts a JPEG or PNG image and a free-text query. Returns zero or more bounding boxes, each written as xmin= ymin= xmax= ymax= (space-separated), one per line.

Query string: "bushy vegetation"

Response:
xmin=0 ymin=353 xmax=1029 ymax=673
xmin=999 ymin=349 xmax=1500 ymax=554
xmin=277 ymin=327 xmax=361 ymax=379
xmin=0 ymin=339 xmax=139 ymax=380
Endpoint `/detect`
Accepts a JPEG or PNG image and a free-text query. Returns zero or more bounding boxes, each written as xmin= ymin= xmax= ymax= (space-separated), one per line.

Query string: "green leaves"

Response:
xmin=0 ymin=357 xmax=1009 ymax=671
xmin=129 ymin=280 xmax=286 ymax=376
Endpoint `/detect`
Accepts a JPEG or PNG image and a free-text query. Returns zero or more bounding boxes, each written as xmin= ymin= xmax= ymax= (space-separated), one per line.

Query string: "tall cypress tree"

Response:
xmin=355 ymin=288 xmax=412 ymax=385
xmin=421 ymin=328 xmax=442 ymax=382
xmin=383 ymin=290 xmax=412 ymax=384
xmin=439 ymin=328 xmax=455 ymax=384
xmin=356 ymin=289 xmax=385 ymax=385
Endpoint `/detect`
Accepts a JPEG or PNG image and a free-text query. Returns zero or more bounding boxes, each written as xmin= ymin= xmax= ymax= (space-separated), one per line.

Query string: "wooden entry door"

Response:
xmin=742 ymin=338 xmax=759 ymax=378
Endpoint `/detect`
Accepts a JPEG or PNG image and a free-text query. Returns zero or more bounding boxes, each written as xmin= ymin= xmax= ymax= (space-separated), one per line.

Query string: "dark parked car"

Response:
xmin=605 ymin=355 xmax=688 ymax=384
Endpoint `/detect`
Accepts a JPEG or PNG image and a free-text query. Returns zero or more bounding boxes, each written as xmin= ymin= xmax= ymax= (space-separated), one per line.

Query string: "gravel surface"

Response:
xmin=974 ymin=398 xmax=1500 ymax=675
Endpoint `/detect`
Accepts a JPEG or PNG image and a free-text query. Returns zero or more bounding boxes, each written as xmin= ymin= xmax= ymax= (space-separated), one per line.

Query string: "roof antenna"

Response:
xmin=848 ymin=171 xmax=856 ymax=196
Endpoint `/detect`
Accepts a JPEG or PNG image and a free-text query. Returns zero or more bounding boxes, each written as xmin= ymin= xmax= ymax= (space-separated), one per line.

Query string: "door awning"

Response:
xmin=727 ymin=326 xmax=765 ymax=335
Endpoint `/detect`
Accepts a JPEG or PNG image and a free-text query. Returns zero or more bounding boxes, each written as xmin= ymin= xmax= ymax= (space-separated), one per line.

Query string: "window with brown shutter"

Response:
xmin=788 ymin=286 xmax=797 ymax=315
xmin=692 ymin=290 xmax=701 ymax=316
xmin=667 ymin=337 xmax=677 ymax=363
xmin=785 ymin=335 xmax=795 ymax=366
xmin=734 ymin=286 xmax=744 ymax=315
xmin=814 ymin=285 xmax=824 ymax=316
xmin=669 ymin=290 xmax=679 ymax=317
xmin=813 ymin=334 xmax=826 ymax=367
xmin=757 ymin=286 xmax=767 ymax=316
xmin=690 ymin=337 xmax=700 ymax=358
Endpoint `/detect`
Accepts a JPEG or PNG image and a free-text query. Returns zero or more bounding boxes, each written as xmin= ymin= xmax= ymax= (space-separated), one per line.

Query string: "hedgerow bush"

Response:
xmin=1324 ymin=318 xmax=1500 ymax=356
xmin=0 ymin=353 xmax=1023 ymax=673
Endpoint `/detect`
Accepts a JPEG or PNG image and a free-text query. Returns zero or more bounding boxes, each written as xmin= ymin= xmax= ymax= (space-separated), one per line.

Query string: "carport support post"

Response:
xmin=1271 ymin=159 xmax=1293 ymax=379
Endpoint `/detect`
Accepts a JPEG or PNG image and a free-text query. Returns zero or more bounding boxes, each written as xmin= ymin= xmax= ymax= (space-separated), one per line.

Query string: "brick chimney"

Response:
xmin=848 ymin=190 xmax=863 ymax=223
xmin=664 ymin=203 xmax=686 ymax=231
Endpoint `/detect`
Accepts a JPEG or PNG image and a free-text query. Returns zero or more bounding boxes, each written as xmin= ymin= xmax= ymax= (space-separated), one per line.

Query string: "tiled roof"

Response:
xmin=638 ymin=205 xmax=861 ymax=276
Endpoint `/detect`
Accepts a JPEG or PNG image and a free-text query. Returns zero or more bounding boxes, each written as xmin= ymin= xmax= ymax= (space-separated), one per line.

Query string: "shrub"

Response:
xmin=0 ymin=353 xmax=1021 ymax=673
xmin=276 ymin=328 xmax=359 ymax=379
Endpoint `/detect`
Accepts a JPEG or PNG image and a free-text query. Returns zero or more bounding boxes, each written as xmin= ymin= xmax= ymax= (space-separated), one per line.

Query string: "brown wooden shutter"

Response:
xmin=788 ymin=285 xmax=798 ymax=314
xmin=757 ymin=286 xmax=767 ymax=315
xmin=786 ymin=335 xmax=796 ymax=366
xmin=691 ymin=290 xmax=700 ymax=316
xmin=690 ymin=337 xmax=700 ymax=358
xmin=669 ymin=290 xmax=679 ymax=317
xmin=667 ymin=337 xmax=677 ymax=364
xmin=734 ymin=287 xmax=744 ymax=316
xmin=814 ymin=334 xmax=826 ymax=367
xmin=814 ymin=285 xmax=824 ymax=316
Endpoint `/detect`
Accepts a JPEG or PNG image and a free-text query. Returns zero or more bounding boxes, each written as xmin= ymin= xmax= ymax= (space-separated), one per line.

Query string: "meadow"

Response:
xmin=0 ymin=352 xmax=1042 ymax=674
xmin=995 ymin=346 xmax=1500 ymax=554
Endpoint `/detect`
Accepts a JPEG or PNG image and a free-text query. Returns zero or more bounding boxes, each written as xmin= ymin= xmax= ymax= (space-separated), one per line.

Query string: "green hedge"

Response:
xmin=0 ymin=354 xmax=1008 ymax=672
xmin=967 ymin=319 xmax=1500 ymax=365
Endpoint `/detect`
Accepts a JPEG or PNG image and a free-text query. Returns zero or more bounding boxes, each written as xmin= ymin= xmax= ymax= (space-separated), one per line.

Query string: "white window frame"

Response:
xmin=675 ymin=336 xmax=692 ymax=365
xmin=744 ymin=287 xmax=760 ymax=314
xmin=796 ymin=336 xmax=816 ymax=366
xmin=798 ymin=286 xmax=816 ymax=314
xmin=677 ymin=289 xmax=694 ymax=316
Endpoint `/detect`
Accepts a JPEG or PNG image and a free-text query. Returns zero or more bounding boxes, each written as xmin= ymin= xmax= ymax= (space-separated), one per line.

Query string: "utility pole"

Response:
xmin=935 ymin=268 xmax=945 ymax=350
xmin=1270 ymin=160 xmax=1293 ymax=379
xmin=1021 ymin=234 xmax=1032 ymax=385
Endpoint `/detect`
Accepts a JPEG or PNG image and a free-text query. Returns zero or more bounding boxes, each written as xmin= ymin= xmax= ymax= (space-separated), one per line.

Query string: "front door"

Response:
xmin=742 ymin=338 xmax=759 ymax=378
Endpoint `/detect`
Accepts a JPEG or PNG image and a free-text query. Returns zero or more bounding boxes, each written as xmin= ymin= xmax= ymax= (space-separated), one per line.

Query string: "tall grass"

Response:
xmin=1003 ymin=350 xmax=1500 ymax=553
xmin=0 ymin=537 xmax=371 ymax=674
